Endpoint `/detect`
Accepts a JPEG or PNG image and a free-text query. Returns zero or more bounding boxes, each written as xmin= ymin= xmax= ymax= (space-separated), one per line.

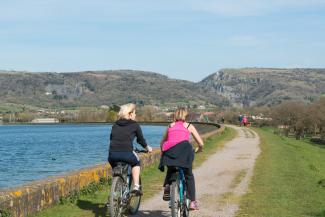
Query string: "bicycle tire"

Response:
xmin=183 ymin=199 xmax=189 ymax=217
xmin=170 ymin=181 xmax=181 ymax=217
xmin=109 ymin=176 xmax=124 ymax=217
xmin=128 ymin=178 xmax=142 ymax=215
xmin=182 ymin=190 xmax=190 ymax=217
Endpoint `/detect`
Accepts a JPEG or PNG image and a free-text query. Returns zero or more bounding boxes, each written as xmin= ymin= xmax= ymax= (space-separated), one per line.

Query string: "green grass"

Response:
xmin=237 ymin=128 xmax=325 ymax=217
xmin=218 ymin=168 xmax=248 ymax=207
xmin=32 ymin=127 xmax=236 ymax=217
xmin=0 ymin=103 xmax=40 ymax=114
xmin=230 ymin=170 xmax=248 ymax=189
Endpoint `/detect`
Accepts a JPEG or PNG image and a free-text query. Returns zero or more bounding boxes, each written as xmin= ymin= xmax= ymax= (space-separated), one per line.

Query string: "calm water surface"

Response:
xmin=0 ymin=124 xmax=165 ymax=189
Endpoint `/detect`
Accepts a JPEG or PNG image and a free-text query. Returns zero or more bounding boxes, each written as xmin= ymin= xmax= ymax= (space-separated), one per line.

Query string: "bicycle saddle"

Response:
xmin=113 ymin=162 xmax=130 ymax=176
xmin=116 ymin=162 xmax=130 ymax=167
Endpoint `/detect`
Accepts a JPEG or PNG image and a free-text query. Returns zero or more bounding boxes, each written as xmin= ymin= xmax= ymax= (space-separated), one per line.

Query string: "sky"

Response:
xmin=1 ymin=0 xmax=325 ymax=82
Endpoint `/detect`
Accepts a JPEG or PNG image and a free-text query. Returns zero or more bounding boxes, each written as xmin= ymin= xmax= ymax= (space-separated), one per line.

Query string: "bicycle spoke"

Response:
xmin=128 ymin=178 xmax=142 ymax=214
xmin=108 ymin=164 xmax=143 ymax=216
xmin=171 ymin=181 xmax=182 ymax=217
xmin=109 ymin=177 xmax=124 ymax=217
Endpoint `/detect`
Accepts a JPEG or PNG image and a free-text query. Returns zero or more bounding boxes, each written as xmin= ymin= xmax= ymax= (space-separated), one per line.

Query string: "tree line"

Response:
xmin=222 ymin=97 xmax=325 ymax=141
xmin=2 ymin=96 xmax=324 ymax=143
xmin=0 ymin=105 xmax=168 ymax=123
xmin=270 ymin=97 xmax=325 ymax=140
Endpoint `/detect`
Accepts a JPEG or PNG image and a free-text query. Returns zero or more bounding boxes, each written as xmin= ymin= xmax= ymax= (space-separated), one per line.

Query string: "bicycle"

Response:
xmin=168 ymin=166 xmax=190 ymax=217
xmin=107 ymin=149 xmax=147 ymax=217
xmin=169 ymin=147 xmax=201 ymax=217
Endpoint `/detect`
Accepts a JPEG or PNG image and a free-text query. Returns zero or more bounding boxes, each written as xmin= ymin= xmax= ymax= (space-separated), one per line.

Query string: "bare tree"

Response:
xmin=271 ymin=101 xmax=306 ymax=138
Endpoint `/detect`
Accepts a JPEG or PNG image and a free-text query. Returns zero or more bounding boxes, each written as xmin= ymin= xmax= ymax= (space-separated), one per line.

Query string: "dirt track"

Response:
xmin=134 ymin=126 xmax=260 ymax=217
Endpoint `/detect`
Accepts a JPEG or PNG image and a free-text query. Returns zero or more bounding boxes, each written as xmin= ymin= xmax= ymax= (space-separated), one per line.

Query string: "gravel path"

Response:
xmin=133 ymin=126 xmax=260 ymax=217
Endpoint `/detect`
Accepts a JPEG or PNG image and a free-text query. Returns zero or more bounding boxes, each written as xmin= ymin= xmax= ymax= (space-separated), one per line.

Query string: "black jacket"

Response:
xmin=109 ymin=119 xmax=148 ymax=152
xmin=159 ymin=141 xmax=194 ymax=171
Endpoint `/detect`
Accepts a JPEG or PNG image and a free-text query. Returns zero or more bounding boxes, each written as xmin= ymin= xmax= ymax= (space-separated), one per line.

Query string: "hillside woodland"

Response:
xmin=0 ymin=68 xmax=325 ymax=109
xmin=0 ymin=70 xmax=226 ymax=108
xmin=200 ymin=68 xmax=325 ymax=107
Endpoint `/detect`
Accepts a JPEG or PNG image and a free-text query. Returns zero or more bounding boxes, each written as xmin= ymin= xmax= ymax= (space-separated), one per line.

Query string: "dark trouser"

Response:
xmin=164 ymin=167 xmax=196 ymax=201
xmin=108 ymin=151 xmax=140 ymax=168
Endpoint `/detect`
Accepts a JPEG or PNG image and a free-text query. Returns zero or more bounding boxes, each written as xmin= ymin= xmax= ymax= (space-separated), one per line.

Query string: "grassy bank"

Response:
xmin=237 ymin=128 xmax=325 ymax=217
xmin=33 ymin=127 xmax=236 ymax=217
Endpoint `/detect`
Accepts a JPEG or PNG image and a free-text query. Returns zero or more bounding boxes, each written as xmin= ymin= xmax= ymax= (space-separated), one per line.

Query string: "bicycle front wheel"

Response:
xmin=170 ymin=181 xmax=181 ymax=217
xmin=109 ymin=176 xmax=124 ymax=217
xmin=128 ymin=178 xmax=142 ymax=215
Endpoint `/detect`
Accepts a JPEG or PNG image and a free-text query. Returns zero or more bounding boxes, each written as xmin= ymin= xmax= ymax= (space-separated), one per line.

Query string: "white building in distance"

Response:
xmin=31 ymin=118 xmax=59 ymax=123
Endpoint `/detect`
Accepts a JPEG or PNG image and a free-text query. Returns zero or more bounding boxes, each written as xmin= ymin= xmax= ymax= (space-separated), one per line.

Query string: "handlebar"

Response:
xmin=194 ymin=146 xmax=203 ymax=154
xmin=134 ymin=148 xmax=148 ymax=153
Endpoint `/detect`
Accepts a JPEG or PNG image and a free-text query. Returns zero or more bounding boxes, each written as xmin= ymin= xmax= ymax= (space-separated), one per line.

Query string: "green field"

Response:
xmin=237 ymin=128 xmax=325 ymax=217
xmin=0 ymin=103 xmax=32 ymax=113
xmin=32 ymin=127 xmax=236 ymax=217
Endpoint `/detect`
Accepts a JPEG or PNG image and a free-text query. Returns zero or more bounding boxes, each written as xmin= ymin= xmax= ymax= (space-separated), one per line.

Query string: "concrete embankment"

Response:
xmin=0 ymin=123 xmax=223 ymax=217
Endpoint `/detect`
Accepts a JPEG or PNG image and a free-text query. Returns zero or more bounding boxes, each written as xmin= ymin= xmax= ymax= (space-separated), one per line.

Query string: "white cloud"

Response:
xmin=0 ymin=0 xmax=179 ymax=22
xmin=1 ymin=0 xmax=325 ymax=22
xmin=311 ymin=42 xmax=325 ymax=47
xmin=227 ymin=35 xmax=264 ymax=47
xmin=189 ymin=0 xmax=325 ymax=16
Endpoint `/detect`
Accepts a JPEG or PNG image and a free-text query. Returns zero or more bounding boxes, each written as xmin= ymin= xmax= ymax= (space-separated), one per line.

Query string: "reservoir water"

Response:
xmin=0 ymin=124 xmax=166 ymax=190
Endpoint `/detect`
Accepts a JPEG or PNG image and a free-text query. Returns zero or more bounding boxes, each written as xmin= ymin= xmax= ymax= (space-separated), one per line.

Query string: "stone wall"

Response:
xmin=0 ymin=123 xmax=223 ymax=217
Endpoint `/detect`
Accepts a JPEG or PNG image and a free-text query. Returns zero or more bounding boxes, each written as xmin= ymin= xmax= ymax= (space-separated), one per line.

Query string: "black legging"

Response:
xmin=164 ymin=167 xmax=196 ymax=201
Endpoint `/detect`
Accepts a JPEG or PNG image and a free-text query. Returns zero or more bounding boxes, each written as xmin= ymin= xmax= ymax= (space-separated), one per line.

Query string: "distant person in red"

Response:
xmin=242 ymin=116 xmax=248 ymax=126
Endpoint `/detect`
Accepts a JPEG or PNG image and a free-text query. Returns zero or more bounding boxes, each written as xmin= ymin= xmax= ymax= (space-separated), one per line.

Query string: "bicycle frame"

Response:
xmin=114 ymin=163 xmax=132 ymax=202
xmin=108 ymin=149 xmax=147 ymax=217
xmin=169 ymin=167 xmax=190 ymax=217
xmin=109 ymin=163 xmax=144 ymax=215
xmin=178 ymin=168 xmax=186 ymax=203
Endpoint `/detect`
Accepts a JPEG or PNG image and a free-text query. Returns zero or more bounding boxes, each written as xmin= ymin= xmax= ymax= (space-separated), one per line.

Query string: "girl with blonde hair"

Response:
xmin=159 ymin=107 xmax=204 ymax=210
xmin=108 ymin=103 xmax=152 ymax=194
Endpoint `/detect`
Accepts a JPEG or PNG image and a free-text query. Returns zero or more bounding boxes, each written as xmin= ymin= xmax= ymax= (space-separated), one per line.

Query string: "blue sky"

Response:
xmin=1 ymin=0 xmax=325 ymax=81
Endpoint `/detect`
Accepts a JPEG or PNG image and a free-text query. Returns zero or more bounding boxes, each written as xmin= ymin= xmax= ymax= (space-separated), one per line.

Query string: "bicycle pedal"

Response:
xmin=131 ymin=189 xmax=143 ymax=196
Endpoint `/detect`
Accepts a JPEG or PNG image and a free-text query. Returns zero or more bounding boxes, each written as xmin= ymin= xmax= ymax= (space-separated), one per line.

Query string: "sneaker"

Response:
xmin=131 ymin=184 xmax=142 ymax=196
xmin=189 ymin=201 xmax=199 ymax=211
xmin=162 ymin=185 xmax=170 ymax=201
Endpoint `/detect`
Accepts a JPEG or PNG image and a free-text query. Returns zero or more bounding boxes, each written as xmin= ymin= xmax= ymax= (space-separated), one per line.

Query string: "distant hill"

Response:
xmin=0 ymin=70 xmax=226 ymax=108
xmin=199 ymin=68 xmax=325 ymax=107
xmin=1 ymin=68 xmax=325 ymax=109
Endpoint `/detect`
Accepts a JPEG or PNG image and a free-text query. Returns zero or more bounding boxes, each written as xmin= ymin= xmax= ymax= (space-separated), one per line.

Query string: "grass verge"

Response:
xmin=230 ymin=170 xmax=248 ymax=189
xmin=33 ymin=127 xmax=236 ymax=217
xmin=236 ymin=128 xmax=325 ymax=217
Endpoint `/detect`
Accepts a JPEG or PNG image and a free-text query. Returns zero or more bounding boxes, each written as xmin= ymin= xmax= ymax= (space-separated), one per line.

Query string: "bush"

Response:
xmin=59 ymin=177 xmax=111 ymax=204
xmin=0 ymin=210 xmax=11 ymax=217
xmin=106 ymin=110 xmax=117 ymax=122
xmin=270 ymin=98 xmax=325 ymax=140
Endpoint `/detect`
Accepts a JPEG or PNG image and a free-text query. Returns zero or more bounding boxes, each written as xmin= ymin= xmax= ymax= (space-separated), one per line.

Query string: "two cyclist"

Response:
xmin=108 ymin=104 xmax=203 ymax=210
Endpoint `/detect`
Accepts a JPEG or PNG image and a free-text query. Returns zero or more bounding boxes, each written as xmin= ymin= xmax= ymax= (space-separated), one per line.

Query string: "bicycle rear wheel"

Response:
xmin=109 ymin=176 xmax=124 ymax=217
xmin=128 ymin=178 xmax=142 ymax=215
xmin=170 ymin=181 xmax=181 ymax=217
xmin=182 ymin=199 xmax=190 ymax=217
